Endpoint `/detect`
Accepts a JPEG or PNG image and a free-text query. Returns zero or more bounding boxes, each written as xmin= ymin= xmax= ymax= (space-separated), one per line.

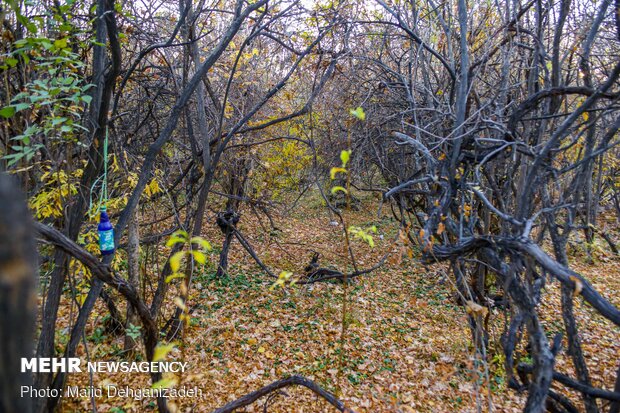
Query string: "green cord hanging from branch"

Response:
xmin=98 ymin=126 xmax=115 ymax=255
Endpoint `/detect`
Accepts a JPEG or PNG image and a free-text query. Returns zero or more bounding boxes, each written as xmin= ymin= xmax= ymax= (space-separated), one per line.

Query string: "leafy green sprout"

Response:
xmin=270 ymin=271 xmax=296 ymax=291
xmin=348 ymin=225 xmax=378 ymax=248
xmin=164 ymin=230 xmax=211 ymax=328
xmin=125 ymin=323 xmax=141 ymax=341
xmin=349 ymin=106 xmax=366 ymax=121
xmin=164 ymin=230 xmax=212 ymax=283
xmin=330 ymin=149 xmax=351 ymax=195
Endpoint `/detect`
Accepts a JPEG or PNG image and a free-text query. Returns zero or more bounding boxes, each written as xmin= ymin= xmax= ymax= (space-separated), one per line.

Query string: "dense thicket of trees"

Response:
xmin=1 ymin=0 xmax=619 ymax=412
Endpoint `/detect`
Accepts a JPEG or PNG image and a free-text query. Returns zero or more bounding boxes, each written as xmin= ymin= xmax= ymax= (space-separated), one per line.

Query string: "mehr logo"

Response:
xmin=21 ymin=358 xmax=82 ymax=373
xmin=21 ymin=358 xmax=189 ymax=373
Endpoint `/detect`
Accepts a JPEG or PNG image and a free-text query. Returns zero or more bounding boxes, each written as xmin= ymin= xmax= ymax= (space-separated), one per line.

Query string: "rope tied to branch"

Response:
xmin=96 ymin=126 xmax=115 ymax=255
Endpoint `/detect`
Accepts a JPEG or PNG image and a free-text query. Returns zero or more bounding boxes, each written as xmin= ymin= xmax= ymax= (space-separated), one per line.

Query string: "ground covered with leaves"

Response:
xmin=57 ymin=194 xmax=619 ymax=412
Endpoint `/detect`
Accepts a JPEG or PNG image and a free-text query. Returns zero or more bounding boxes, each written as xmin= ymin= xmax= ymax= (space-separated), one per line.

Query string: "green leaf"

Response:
xmin=5 ymin=57 xmax=18 ymax=68
xmin=153 ymin=342 xmax=176 ymax=362
xmin=53 ymin=38 xmax=68 ymax=49
xmin=14 ymin=103 xmax=30 ymax=112
xmin=349 ymin=106 xmax=366 ymax=121
xmin=51 ymin=116 xmax=68 ymax=126
xmin=0 ymin=106 xmax=16 ymax=118
xmin=81 ymin=95 xmax=92 ymax=105
xmin=340 ymin=150 xmax=351 ymax=167
xmin=40 ymin=40 xmax=53 ymax=50
xmin=169 ymin=251 xmax=185 ymax=273
xmin=3 ymin=153 xmax=24 ymax=167
xmin=59 ymin=22 xmax=73 ymax=32
xmin=16 ymin=14 xmax=37 ymax=34
xmin=331 ymin=186 xmax=348 ymax=195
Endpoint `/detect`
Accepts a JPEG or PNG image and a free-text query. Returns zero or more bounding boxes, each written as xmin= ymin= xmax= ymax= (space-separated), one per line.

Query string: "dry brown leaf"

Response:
xmin=465 ymin=300 xmax=488 ymax=318
xmin=570 ymin=275 xmax=583 ymax=296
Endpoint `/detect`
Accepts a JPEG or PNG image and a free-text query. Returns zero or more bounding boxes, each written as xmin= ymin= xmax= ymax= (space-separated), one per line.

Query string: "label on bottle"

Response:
xmin=99 ymin=228 xmax=115 ymax=252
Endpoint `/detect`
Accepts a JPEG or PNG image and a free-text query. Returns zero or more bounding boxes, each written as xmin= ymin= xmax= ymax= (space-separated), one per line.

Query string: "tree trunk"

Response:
xmin=216 ymin=230 xmax=234 ymax=278
xmin=0 ymin=173 xmax=37 ymax=413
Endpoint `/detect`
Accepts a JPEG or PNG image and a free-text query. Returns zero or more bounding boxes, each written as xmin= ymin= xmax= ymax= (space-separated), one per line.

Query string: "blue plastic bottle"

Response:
xmin=98 ymin=206 xmax=115 ymax=255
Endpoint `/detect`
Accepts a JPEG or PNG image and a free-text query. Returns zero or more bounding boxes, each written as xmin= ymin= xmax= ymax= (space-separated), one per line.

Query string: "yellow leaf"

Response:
xmin=247 ymin=338 xmax=258 ymax=345
xmin=191 ymin=250 xmax=206 ymax=264
xmin=166 ymin=230 xmax=188 ymax=247
xmin=349 ymin=107 xmax=366 ymax=121
xmin=151 ymin=376 xmax=178 ymax=389
xmin=190 ymin=236 xmax=212 ymax=251
xmin=279 ymin=271 xmax=292 ymax=280
xmin=169 ymin=251 xmax=185 ymax=273
xmin=165 ymin=273 xmax=184 ymax=283
xmin=330 ymin=167 xmax=347 ymax=180
xmin=224 ymin=102 xmax=234 ymax=119
xmin=153 ymin=343 xmax=176 ymax=362
xmin=76 ymin=293 xmax=87 ymax=306
xmin=340 ymin=149 xmax=351 ymax=166
xmin=257 ymin=346 xmax=266 ymax=354
xmin=269 ymin=279 xmax=285 ymax=291
xmin=145 ymin=178 xmax=160 ymax=197
xmin=331 ymin=186 xmax=347 ymax=195
xmin=173 ymin=297 xmax=187 ymax=311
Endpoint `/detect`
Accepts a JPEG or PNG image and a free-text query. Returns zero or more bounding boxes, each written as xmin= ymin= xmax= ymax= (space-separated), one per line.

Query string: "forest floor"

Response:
xmin=58 ymin=191 xmax=620 ymax=413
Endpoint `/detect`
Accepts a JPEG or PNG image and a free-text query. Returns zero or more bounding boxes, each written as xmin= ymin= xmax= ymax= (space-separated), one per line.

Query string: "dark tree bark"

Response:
xmin=210 ymin=375 xmax=355 ymax=413
xmin=0 ymin=173 xmax=37 ymax=413
xmin=611 ymin=364 xmax=620 ymax=413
